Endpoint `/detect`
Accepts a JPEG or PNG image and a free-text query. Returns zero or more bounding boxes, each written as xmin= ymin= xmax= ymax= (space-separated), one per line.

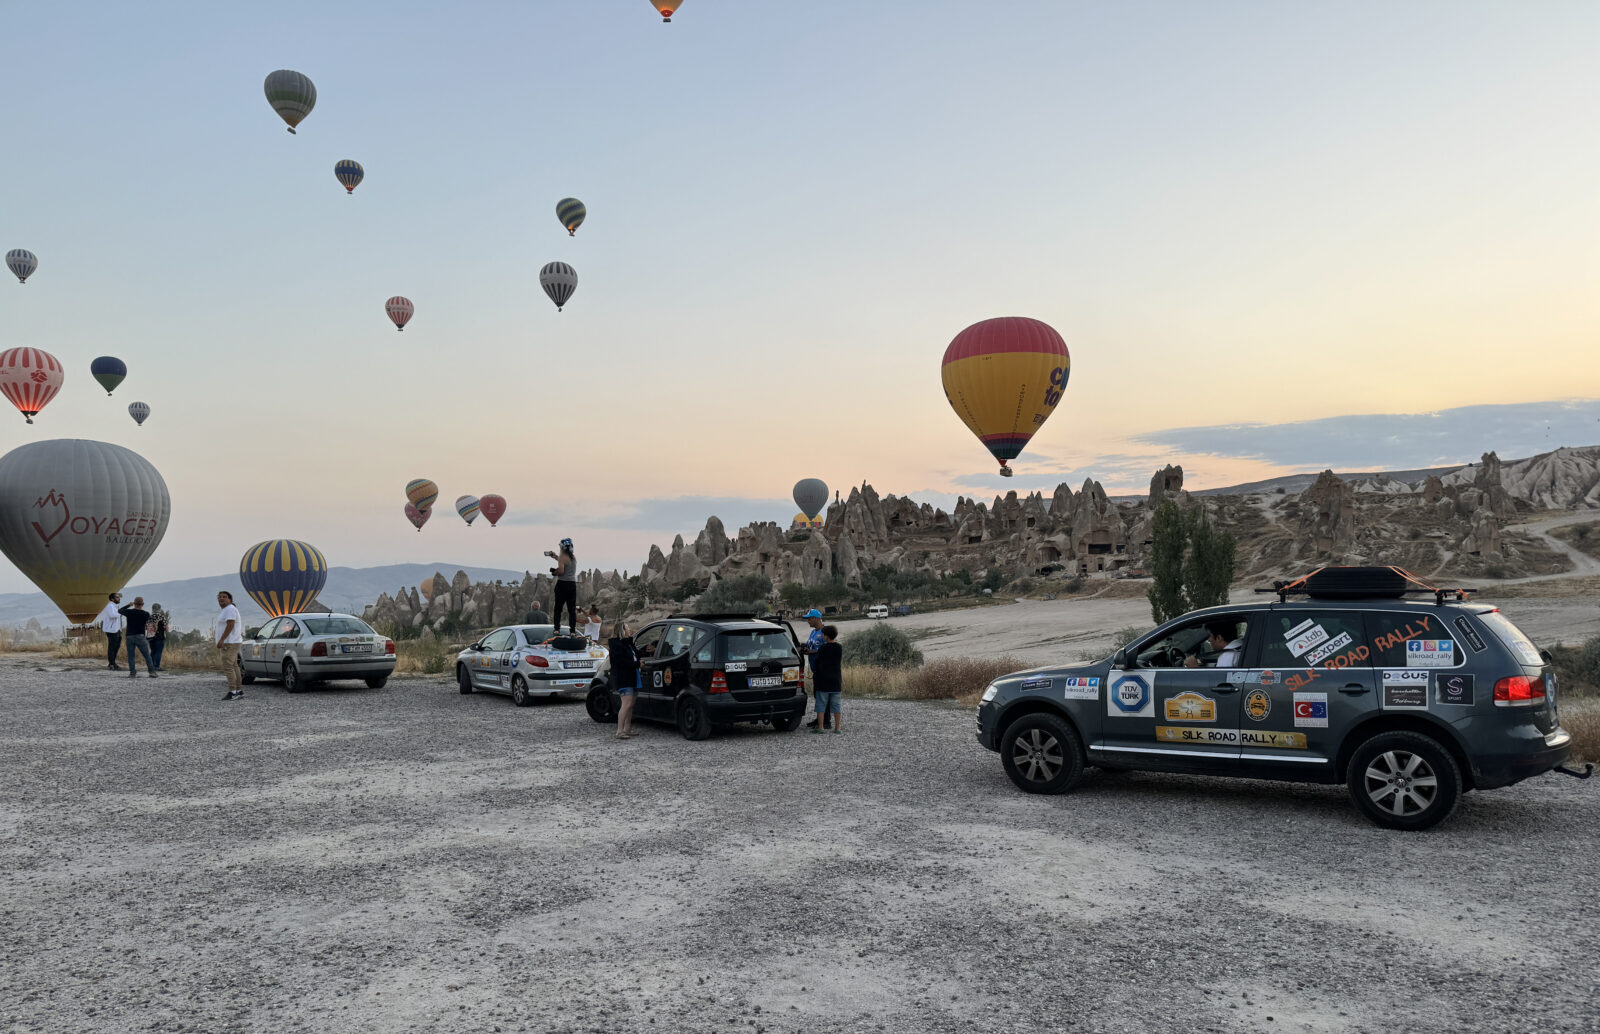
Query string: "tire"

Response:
xmin=238 ymin=659 xmax=255 ymax=686
xmin=365 ymin=675 xmax=388 ymax=689
xmin=999 ymin=712 xmax=1086 ymax=794
xmin=1347 ymin=730 xmax=1461 ymax=831
xmin=457 ymin=665 xmax=473 ymax=695
xmin=585 ymin=685 xmax=616 ymax=724
xmin=676 ymin=696 xmax=712 ymax=741
xmin=511 ymin=674 xmax=533 ymax=707
xmin=770 ymin=713 xmax=803 ymax=733
xmin=282 ymin=659 xmax=304 ymax=693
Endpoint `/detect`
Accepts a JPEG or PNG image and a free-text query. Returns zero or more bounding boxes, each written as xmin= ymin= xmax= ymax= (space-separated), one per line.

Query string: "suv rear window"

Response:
xmin=722 ymin=631 xmax=796 ymax=662
xmin=302 ymin=617 xmax=374 ymax=635
xmin=1476 ymin=610 xmax=1543 ymax=667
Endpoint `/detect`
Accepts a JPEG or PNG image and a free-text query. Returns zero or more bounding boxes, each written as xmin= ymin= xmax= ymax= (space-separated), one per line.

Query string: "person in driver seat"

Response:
xmin=1185 ymin=620 xmax=1245 ymax=668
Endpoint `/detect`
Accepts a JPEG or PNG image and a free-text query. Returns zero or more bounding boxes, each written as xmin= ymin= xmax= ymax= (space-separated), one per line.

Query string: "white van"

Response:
xmin=867 ymin=605 xmax=889 ymax=620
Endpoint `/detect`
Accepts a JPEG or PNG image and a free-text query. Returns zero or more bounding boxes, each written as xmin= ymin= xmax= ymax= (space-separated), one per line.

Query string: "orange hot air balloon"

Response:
xmin=651 ymin=0 xmax=684 ymax=22
xmin=940 ymin=317 xmax=1070 ymax=478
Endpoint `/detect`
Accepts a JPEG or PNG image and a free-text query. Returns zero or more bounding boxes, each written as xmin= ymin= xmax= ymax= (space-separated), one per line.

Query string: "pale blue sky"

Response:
xmin=1 ymin=1 xmax=1596 ymax=591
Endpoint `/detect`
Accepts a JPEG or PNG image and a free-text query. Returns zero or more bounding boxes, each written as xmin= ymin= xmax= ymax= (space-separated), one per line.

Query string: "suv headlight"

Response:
xmin=980 ymin=683 xmax=999 ymax=704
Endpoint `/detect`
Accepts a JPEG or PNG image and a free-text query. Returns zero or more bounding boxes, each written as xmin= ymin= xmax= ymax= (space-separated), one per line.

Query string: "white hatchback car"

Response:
xmin=239 ymin=613 xmax=397 ymax=692
xmin=455 ymin=624 xmax=608 ymax=706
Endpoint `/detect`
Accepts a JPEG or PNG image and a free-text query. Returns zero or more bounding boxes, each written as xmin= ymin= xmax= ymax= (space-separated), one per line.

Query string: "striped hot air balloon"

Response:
xmin=405 ymin=478 xmax=438 ymax=511
xmin=456 ymin=495 xmax=481 ymax=526
xmin=239 ymin=539 xmax=329 ymax=617
xmin=940 ymin=317 xmax=1070 ymax=477
xmin=128 ymin=402 xmax=150 ymax=426
xmin=556 ymin=198 xmax=587 ymax=236
xmin=6 ymin=249 xmax=37 ymax=284
xmin=651 ymin=0 xmax=685 ymax=21
xmin=405 ymin=502 xmax=429 ymax=531
xmin=0 ymin=348 xmax=64 ymax=424
xmin=386 ymin=296 xmax=414 ymax=331
xmin=479 ymin=494 xmax=506 ymax=527
xmin=335 ymin=159 xmax=364 ymax=194
xmin=540 ymin=262 xmax=577 ymax=312
xmin=263 ymin=69 xmax=316 ymax=134
xmin=91 ymin=356 xmax=127 ymax=395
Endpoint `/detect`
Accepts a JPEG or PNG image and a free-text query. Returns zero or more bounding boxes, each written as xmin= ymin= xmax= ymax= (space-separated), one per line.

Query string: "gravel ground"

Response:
xmin=4 ymin=658 xmax=1598 ymax=1034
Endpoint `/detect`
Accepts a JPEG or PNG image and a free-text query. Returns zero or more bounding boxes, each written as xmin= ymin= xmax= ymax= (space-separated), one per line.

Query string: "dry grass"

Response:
xmin=1564 ymin=700 xmax=1600 ymax=764
xmin=393 ymin=639 xmax=463 ymax=676
xmin=0 ymin=631 xmax=57 ymax=654
xmin=843 ymin=656 xmax=1028 ymax=706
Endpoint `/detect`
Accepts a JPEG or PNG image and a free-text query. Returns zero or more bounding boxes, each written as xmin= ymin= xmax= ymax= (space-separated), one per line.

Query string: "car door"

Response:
xmin=1100 ymin=616 xmax=1243 ymax=770
xmin=476 ymin=629 xmax=515 ymax=693
xmin=270 ymin=618 xmax=301 ymax=668
xmin=1245 ymin=608 xmax=1374 ymax=767
xmin=244 ymin=618 xmax=279 ymax=674
xmin=656 ymin=622 xmax=703 ymax=706
xmin=630 ymin=624 xmax=668 ymax=717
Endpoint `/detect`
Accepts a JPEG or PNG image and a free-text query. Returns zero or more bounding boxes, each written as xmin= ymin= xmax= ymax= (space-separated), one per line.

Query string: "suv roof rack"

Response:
xmin=1256 ymin=566 xmax=1473 ymax=605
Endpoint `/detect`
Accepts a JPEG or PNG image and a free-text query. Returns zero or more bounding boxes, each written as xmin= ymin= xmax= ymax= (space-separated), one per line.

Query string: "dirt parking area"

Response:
xmin=3 ymin=659 xmax=1598 ymax=1034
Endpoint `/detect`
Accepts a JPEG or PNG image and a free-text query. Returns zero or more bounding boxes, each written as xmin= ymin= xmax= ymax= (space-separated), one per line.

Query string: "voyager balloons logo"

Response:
xmin=29 ymin=489 xmax=164 ymax=549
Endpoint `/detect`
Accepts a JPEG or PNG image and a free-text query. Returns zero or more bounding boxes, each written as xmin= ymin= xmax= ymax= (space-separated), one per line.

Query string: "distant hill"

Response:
xmin=0 ymin=563 xmax=526 ymax=634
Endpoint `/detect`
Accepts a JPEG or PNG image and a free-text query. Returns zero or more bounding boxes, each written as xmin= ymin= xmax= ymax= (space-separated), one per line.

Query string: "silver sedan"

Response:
xmin=238 ymin=612 xmax=397 ymax=692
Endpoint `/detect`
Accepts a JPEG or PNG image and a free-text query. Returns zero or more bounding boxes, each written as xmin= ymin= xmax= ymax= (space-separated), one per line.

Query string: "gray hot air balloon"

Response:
xmin=540 ymin=261 xmax=578 ymax=312
xmin=128 ymin=402 xmax=150 ymax=426
xmin=263 ymin=69 xmax=317 ymax=134
xmin=793 ymin=478 xmax=828 ymax=520
xmin=7 ymin=249 xmax=37 ymax=284
xmin=0 ymin=439 xmax=171 ymax=624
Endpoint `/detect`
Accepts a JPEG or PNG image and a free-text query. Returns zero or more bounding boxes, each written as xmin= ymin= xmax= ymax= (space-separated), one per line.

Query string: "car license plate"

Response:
xmin=342 ymin=645 xmax=370 ymax=653
xmin=562 ymin=661 xmax=592 ymax=669
xmin=749 ymin=676 xmax=781 ymax=688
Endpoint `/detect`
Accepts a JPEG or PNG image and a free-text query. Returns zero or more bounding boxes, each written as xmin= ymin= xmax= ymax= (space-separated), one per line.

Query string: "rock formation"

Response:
xmin=1299 ymin=470 xmax=1356 ymax=555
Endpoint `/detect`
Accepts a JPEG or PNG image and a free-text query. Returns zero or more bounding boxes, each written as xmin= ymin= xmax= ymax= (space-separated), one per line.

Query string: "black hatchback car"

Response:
xmin=586 ymin=614 xmax=807 ymax=739
xmin=977 ymin=567 xmax=1579 ymax=830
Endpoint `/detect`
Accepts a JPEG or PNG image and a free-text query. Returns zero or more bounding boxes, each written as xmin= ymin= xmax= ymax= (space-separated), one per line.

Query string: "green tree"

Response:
xmin=1184 ymin=507 xmax=1236 ymax=610
xmin=696 ymin=574 xmax=773 ymax=613
xmin=1148 ymin=501 xmax=1237 ymax=623
xmin=1147 ymin=500 xmax=1191 ymax=623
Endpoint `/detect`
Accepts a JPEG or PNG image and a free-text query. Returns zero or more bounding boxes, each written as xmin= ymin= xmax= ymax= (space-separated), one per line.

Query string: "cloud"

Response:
xmin=1129 ymin=399 xmax=1600 ymax=472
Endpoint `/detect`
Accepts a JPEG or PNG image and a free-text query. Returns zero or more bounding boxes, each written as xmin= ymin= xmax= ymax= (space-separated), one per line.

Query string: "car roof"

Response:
xmin=273 ymin=612 xmax=365 ymax=621
xmin=652 ymin=615 xmax=787 ymax=632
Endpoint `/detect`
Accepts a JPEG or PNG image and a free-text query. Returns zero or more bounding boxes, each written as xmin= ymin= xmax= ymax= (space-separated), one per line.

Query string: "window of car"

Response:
xmin=632 ymin=624 xmax=666 ymax=657
xmin=481 ymin=629 xmax=516 ymax=652
xmin=274 ymin=619 xmax=301 ymax=640
xmin=256 ymin=618 xmax=283 ymax=640
xmin=1366 ymin=610 xmax=1460 ymax=668
xmin=1258 ymin=611 xmax=1367 ymax=669
xmin=722 ymin=630 xmax=797 ymax=663
xmin=521 ymin=626 xmax=555 ymax=646
xmin=301 ymin=617 xmax=375 ymax=636
xmin=1133 ymin=617 xmax=1243 ymax=668
xmin=659 ymin=623 xmax=701 ymax=659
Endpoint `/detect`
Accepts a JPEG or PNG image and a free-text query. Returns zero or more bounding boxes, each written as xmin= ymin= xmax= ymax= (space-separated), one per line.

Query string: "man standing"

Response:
xmin=216 ymin=591 xmax=245 ymax=700
xmin=118 ymin=596 xmax=157 ymax=679
xmin=96 ymin=592 xmax=124 ymax=670
xmin=523 ymin=600 xmax=551 ymax=625
xmin=800 ymin=609 xmax=832 ymax=730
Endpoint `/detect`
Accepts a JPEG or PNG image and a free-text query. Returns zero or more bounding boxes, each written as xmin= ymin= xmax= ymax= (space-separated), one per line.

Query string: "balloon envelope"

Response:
xmin=6 ymin=249 xmax=37 ymax=284
xmin=91 ymin=356 xmax=127 ymax=395
xmin=335 ymin=159 xmax=364 ymax=194
xmin=556 ymin=198 xmax=587 ymax=236
xmin=386 ymin=296 xmax=414 ymax=331
xmin=479 ymin=494 xmax=507 ymax=527
xmin=456 ymin=495 xmax=481 ymax=525
xmin=405 ymin=479 xmax=438 ymax=510
xmin=540 ymin=262 xmax=577 ymax=312
xmin=0 ymin=439 xmax=171 ymax=623
xmin=128 ymin=402 xmax=150 ymax=426
xmin=793 ymin=478 xmax=828 ymax=520
xmin=263 ymin=69 xmax=316 ymax=133
xmin=239 ymin=539 xmax=328 ymax=617
xmin=405 ymin=502 xmax=429 ymax=531
xmin=0 ymin=348 xmax=64 ymax=424
xmin=940 ymin=317 xmax=1070 ymax=473
xmin=651 ymin=0 xmax=684 ymax=21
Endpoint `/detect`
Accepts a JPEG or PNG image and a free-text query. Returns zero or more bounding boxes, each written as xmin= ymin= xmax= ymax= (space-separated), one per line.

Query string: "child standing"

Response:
xmin=811 ymin=625 xmax=844 ymax=734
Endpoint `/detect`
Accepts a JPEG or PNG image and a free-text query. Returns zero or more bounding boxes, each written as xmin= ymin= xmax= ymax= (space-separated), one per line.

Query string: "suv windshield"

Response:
xmin=723 ymin=631 xmax=796 ymax=662
xmin=303 ymin=617 xmax=374 ymax=635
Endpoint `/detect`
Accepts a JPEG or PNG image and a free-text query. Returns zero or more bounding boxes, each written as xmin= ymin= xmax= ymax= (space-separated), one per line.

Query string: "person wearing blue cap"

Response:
xmin=801 ymin=609 xmax=833 ymax=730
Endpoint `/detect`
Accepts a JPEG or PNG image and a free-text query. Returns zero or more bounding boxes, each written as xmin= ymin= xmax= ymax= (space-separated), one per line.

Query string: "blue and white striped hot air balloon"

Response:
xmin=335 ymin=159 xmax=364 ymax=195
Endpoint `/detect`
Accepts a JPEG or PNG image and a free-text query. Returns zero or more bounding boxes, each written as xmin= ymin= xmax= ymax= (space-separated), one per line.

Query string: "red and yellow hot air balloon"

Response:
xmin=940 ymin=317 xmax=1069 ymax=478
xmin=650 ymin=1 xmax=684 ymax=22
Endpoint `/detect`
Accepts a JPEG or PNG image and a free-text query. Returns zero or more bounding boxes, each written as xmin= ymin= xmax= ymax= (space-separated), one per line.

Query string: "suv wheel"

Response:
xmin=1000 ymin=713 xmax=1085 ymax=794
xmin=770 ymin=712 xmax=803 ymax=733
xmin=586 ymin=684 xmax=616 ymax=724
xmin=282 ymin=659 xmax=304 ymax=693
xmin=676 ymin=696 xmax=712 ymax=741
xmin=457 ymin=665 xmax=473 ymax=694
xmin=1347 ymin=731 xmax=1461 ymax=831
xmin=511 ymin=674 xmax=532 ymax=707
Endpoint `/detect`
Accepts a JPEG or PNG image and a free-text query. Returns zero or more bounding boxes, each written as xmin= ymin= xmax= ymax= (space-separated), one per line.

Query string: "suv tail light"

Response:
xmin=310 ymin=642 xmax=327 ymax=657
xmin=710 ymin=670 xmax=728 ymax=693
xmin=384 ymin=640 xmax=395 ymax=655
xmin=1494 ymin=675 xmax=1546 ymax=706
xmin=527 ymin=655 xmax=549 ymax=667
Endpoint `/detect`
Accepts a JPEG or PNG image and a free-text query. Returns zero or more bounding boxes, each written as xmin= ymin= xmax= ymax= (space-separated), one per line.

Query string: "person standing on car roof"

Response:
xmin=607 ymin=621 xmax=640 ymax=740
xmin=801 ymin=609 xmax=833 ymax=730
xmin=547 ymin=539 xmax=579 ymax=634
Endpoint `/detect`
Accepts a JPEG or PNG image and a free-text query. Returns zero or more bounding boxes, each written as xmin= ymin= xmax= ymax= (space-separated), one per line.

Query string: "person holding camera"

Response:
xmin=546 ymin=538 xmax=579 ymax=634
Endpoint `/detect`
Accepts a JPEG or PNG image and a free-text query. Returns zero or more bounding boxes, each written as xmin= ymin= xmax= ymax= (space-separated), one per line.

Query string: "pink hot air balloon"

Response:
xmin=405 ymin=502 xmax=430 ymax=532
xmin=0 ymin=348 xmax=64 ymax=424
xmin=479 ymin=494 xmax=507 ymax=527
xmin=386 ymin=296 xmax=414 ymax=332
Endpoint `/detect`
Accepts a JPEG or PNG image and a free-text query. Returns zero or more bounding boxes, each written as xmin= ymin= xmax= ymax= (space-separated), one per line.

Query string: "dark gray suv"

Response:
xmin=976 ymin=567 xmax=1577 ymax=829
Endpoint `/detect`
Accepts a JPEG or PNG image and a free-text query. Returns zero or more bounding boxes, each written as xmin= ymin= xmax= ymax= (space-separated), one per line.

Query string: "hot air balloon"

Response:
xmin=651 ymin=1 xmax=684 ymax=21
xmin=556 ymin=198 xmax=587 ymax=236
xmin=479 ymin=494 xmax=506 ymax=527
xmin=263 ymin=69 xmax=316 ymax=134
xmin=386 ymin=296 xmax=414 ymax=331
xmin=128 ymin=402 xmax=150 ymax=426
xmin=239 ymin=539 xmax=328 ymax=617
xmin=540 ymin=262 xmax=577 ymax=312
xmin=335 ymin=159 xmax=364 ymax=194
xmin=405 ymin=502 xmax=430 ymax=531
xmin=90 ymin=356 xmax=127 ymax=395
xmin=793 ymin=478 xmax=828 ymax=521
xmin=0 ymin=348 xmax=64 ymax=424
xmin=405 ymin=478 xmax=438 ymax=511
xmin=940 ymin=317 xmax=1070 ymax=478
xmin=0 ymin=439 xmax=171 ymax=623
xmin=456 ymin=495 xmax=481 ymax=526
xmin=6 ymin=249 xmax=37 ymax=284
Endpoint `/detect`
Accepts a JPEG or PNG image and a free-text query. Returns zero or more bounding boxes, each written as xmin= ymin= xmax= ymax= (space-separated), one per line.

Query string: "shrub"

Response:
xmin=1111 ymin=625 xmax=1145 ymax=649
xmin=668 ymin=578 xmax=707 ymax=603
xmin=905 ymin=656 xmax=1027 ymax=703
xmin=1483 ymin=564 xmax=1509 ymax=579
xmin=841 ymin=623 xmax=923 ymax=668
xmin=1062 ymin=576 xmax=1086 ymax=594
xmin=1011 ymin=577 xmax=1036 ymax=595
xmin=1564 ymin=703 xmax=1600 ymax=763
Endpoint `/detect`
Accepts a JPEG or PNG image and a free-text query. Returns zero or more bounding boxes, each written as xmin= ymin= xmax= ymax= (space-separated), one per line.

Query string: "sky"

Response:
xmin=1 ymin=1 xmax=1597 ymax=592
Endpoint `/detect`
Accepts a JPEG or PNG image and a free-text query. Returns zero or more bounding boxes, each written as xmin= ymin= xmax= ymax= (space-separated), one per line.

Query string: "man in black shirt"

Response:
xmin=118 ymin=596 xmax=157 ymax=679
xmin=524 ymin=600 xmax=551 ymax=625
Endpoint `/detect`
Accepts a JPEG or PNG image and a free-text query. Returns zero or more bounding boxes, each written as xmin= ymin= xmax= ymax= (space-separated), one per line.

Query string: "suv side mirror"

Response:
xmin=1112 ymin=648 xmax=1127 ymax=668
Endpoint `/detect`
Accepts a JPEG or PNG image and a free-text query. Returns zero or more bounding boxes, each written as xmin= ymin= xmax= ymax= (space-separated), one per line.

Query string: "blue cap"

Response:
xmin=804 ymin=609 xmax=822 ymax=618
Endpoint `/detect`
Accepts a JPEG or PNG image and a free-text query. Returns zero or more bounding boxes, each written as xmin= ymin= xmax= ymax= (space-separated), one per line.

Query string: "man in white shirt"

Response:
xmin=96 ymin=592 xmax=125 ymax=670
xmin=1185 ymin=620 xmax=1246 ymax=669
xmin=216 ymin=590 xmax=246 ymax=700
